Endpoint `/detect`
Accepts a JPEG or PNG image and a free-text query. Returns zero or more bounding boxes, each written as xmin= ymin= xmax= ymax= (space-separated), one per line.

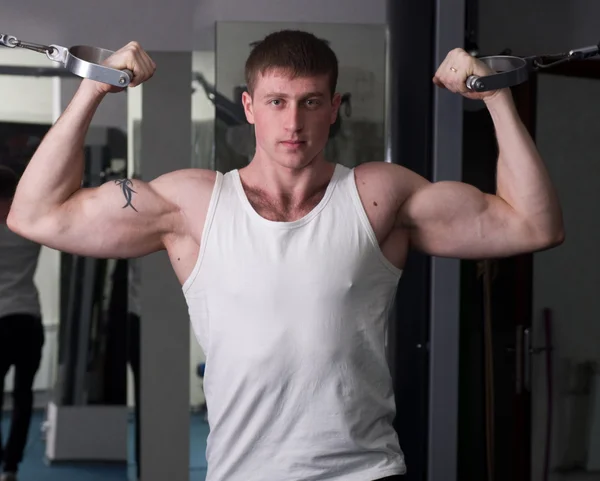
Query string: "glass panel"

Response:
xmin=0 ymin=49 xmax=128 ymax=480
xmin=192 ymin=51 xmax=217 ymax=171
xmin=532 ymin=73 xmax=600 ymax=480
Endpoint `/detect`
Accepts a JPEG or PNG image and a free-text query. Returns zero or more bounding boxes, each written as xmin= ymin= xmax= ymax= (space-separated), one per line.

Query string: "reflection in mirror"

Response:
xmin=214 ymin=22 xmax=387 ymax=172
xmin=457 ymin=68 xmax=600 ymax=480
xmin=0 ymin=48 xmax=128 ymax=480
xmin=192 ymin=51 xmax=217 ymax=171
xmin=531 ymin=73 xmax=600 ymax=480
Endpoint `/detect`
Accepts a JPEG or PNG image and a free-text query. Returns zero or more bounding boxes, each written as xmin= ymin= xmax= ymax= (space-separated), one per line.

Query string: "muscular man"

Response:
xmin=7 ymin=30 xmax=564 ymax=481
xmin=0 ymin=166 xmax=44 ymax=481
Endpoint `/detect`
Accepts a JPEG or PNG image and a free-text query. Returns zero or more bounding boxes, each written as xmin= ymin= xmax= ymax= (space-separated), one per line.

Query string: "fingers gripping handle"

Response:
xmin=47 ymin=45 xmax=134 ymax=87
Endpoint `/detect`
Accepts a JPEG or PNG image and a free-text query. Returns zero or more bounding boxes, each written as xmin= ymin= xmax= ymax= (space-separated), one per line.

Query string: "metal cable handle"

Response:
xmin=47 ymin=45 xmax=133 ymax=87
xmin=467 ymin=43 xmax=600 ymax=92
xmin=1 ymin=33 xmax=133 ymax=88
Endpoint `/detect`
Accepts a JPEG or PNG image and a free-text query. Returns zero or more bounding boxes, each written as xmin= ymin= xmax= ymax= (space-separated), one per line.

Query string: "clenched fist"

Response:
xmin=433 ymin=48 xmax=506 ymax=101
xmin=91 ymin=41 xmax=156 ymax=94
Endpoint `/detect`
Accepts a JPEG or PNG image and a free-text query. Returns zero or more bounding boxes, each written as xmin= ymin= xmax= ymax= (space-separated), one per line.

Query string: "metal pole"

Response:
xmin=386 ymin=0 xmax=435 ymax=479
xmin=428 ymin=0 xmax=465 ymax=479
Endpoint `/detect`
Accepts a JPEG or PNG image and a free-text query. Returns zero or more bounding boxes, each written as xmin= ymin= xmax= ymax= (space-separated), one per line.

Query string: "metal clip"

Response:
xmin=532 ymin=44 xmax=599 ymax=70
xmin=533 ymin=52 xmax=571 ymax=70
xmin=0 ymin=33 xmax=18 ymax=48
xmin=569 ymin=44 xmax=600 ymax=60
xmin=0 ymin=33 xmax=55 ymax=55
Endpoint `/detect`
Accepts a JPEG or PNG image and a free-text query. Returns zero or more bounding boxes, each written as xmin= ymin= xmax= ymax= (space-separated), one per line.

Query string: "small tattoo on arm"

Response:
xmin=114 ymin=179 xmax=138 ymax=212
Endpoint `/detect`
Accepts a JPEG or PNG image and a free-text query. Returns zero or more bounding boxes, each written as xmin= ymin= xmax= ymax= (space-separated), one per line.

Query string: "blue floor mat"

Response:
xmin=1 ymin=410 xmax=209 ymax=481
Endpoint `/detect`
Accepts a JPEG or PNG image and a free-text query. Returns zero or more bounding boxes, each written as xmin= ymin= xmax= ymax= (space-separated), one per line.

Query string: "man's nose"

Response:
xmin=283 ymin=104 xmax=304 ymax=132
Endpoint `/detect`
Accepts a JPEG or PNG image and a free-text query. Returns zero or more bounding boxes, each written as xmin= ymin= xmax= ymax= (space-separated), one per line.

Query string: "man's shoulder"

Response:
xmin=155 ymin=167 xmax=218 ymax=187
xmin=354 ymin=160 xmax=410 ymax=180
xmin=150 ymin=168 xmax=218 ymax=198
xmin=146 ymin=168 xmax=220 ymax=221
xmin=353 ymin=161 xmax=426 ymax=203
xmin=153 ymin=169 xmax=221 ymax=250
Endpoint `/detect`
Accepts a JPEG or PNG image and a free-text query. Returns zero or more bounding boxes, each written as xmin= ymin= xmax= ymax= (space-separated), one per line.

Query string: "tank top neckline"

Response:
xmin=231 ymin=163 xmax=344 ymax=230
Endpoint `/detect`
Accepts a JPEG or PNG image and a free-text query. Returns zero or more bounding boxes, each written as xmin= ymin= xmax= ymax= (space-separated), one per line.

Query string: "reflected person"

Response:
xmin=0 ymin=166 xmax=44 ymax=481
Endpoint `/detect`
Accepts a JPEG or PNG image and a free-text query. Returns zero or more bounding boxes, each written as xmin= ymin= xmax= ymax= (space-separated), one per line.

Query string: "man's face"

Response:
xmin=242 ymin=69 xmax=341 ymax=170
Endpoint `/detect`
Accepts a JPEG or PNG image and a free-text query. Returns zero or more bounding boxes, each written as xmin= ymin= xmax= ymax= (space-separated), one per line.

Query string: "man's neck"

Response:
xmin=241 ymin=154 xmax=335 ymax=202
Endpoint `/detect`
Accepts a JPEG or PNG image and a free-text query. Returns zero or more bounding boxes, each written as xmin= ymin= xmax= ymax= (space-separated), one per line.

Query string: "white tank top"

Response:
xmin=182 ymin=164 xmax=406 ymax=481
xmin=0 ymin=225 xmax=41 ymax=319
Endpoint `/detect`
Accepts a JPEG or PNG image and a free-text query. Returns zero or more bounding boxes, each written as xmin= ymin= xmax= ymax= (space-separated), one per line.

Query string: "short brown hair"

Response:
xmin=245 ymin=30 xmax=339 ymax=97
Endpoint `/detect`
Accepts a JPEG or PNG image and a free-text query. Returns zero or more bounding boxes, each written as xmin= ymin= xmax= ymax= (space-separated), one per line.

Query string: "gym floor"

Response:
xmin=1 ymin=410 xmax=209 ymax=481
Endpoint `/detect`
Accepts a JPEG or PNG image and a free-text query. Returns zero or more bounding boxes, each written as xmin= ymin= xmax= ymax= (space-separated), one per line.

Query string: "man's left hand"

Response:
xmin=433 ymin=48 xmax=507 ymax=101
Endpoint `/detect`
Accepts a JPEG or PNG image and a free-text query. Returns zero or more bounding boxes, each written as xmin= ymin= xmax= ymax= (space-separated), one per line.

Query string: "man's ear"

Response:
xmin=330 ymin=93 xmax=342 ymax=125
xmin=242 ymin=91 xmax=255 ymax=125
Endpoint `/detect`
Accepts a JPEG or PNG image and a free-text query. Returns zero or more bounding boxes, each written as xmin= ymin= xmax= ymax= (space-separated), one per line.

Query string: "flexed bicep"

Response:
xmin=400 ymin=181 xmax=551 ymax=259
xmin=9 ymin=172 xmax=183 ymax=259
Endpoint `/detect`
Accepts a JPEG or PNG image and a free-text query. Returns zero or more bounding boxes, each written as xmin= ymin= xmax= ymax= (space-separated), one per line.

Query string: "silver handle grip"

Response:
xmin=47 ymin=45 xmax=133 ymax=88
xmin=466 ymin=75 xmax=483 ymax=91
xmin=465 ymin=55 xmax=531 ymax=92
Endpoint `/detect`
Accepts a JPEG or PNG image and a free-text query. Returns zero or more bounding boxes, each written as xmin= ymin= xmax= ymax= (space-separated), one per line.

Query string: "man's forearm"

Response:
xmin=486 ymin=89 xmax=564 ymax=241
xmin=10 ymin=80 xmax=106 ymax=224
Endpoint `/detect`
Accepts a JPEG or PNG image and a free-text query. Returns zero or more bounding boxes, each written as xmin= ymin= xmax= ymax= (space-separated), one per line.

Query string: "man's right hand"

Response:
xmin=86 ymin=41 xmax=157 ymax=95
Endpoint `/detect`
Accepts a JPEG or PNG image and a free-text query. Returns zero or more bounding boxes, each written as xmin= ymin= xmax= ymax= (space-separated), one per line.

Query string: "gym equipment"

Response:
xmin=0 ymin=33 xmax=133 ymax=87
xmin=193 ymin=72 xmax=246 ymax=126
xmin=467 ymin=42 xmax=600 ymax=92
